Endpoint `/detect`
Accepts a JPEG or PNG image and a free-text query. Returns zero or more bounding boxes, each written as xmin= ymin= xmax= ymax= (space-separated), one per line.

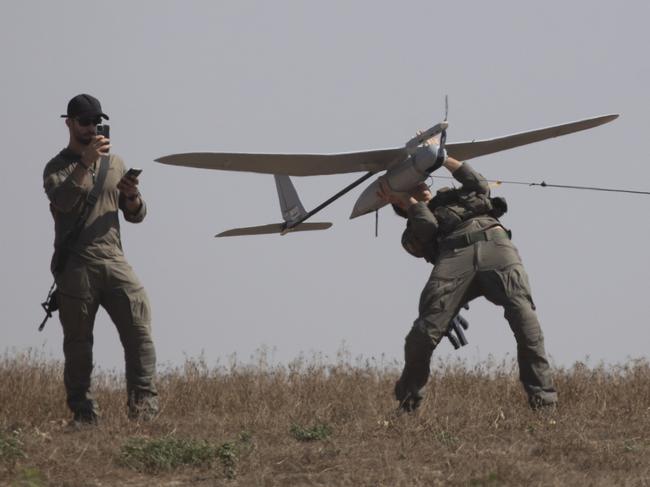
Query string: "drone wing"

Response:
xmin=155 ymin=147 xmax=405 ymax=176
xmin=157 ymin=114 xmax=619 ymax=177
xmin=446 ymin=114 xmax=618 ymax=161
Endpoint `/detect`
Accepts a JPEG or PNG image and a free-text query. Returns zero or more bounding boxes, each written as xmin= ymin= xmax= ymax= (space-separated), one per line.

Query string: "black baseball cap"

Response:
xmin=60 ymin=94 xmax=109 ymax=120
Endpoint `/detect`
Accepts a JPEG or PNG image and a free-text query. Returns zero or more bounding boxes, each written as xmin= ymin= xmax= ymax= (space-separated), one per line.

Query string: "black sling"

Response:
xmin=38 ymin=156 xmax=110 ymax=331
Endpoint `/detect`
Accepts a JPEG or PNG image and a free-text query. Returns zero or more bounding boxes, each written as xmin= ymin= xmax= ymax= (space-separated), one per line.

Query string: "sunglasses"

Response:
xmin=75 ymin=117 xmax=103 ymax=127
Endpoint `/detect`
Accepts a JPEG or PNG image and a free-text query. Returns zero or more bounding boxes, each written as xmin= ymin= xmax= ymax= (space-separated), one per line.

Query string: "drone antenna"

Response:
xmin=444 ymin=94 xmax=448 ymax=122
xmin=375 ymin=209 xmax=379 ymax=237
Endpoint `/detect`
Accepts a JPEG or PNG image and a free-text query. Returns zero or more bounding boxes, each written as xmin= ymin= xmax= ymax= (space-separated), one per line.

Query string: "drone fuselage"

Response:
xmin=350 ymin=125 xmax=445 ymax=218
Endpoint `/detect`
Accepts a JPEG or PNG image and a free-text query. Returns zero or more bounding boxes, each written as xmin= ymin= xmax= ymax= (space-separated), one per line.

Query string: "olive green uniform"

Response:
xmin=396 ymin=163 xmax=557 ymax=410
xmin=43 ymin=148 xmax=158 ymax=418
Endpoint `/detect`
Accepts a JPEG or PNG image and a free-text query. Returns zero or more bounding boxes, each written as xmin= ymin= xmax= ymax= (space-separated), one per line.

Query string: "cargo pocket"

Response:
xmin=126 ymin=287 xmax=152 ymax=325
xmin=496 ymin=264 xmax=536 ymax=310
xmin=56 ymin=263 xmax=91 ymax=300
xmin=491 ymin=239 xmax=522 ymax=266
xmin=418 ymin=275 xmax=457 ymax=315
xmin=415 ymin=275 xmax=464 ymax=343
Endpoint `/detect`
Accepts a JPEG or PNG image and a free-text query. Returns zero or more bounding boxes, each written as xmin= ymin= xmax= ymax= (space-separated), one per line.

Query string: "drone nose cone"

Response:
xmin=350 ymin=181 xmax=382 ymax=219
xmin=349 ymin=206 xmax=365 ymax=219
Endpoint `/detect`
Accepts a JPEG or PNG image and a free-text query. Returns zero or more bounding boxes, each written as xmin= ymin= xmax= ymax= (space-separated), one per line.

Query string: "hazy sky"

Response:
xmin=2 ymin=1 xmax=648 ymax=372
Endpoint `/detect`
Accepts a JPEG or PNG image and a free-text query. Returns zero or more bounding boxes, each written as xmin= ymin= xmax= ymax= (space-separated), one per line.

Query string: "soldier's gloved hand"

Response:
xmin=426 ymin=129 xmax=448 ymax=173
xmin=415 ymin=137 xmax=447 ymax=174
xmin=431 ymin=146 xmax=447 ymax=173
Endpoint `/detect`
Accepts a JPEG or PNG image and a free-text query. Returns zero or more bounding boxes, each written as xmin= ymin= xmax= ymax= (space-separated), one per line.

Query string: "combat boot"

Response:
xmin=394 ymin=379 xmax=424 ymax=413
xmin=71 ymin=409 xmax=99 ymax=427
xmin=128 ymin=392 xmax=159 ymax=421
xmin=529 ymin=395 xmax=558 ymax=412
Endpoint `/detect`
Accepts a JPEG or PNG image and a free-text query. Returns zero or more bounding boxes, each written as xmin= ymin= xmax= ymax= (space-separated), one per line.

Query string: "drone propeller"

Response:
xmin=439 ymin=94 xmax=448 ymax=161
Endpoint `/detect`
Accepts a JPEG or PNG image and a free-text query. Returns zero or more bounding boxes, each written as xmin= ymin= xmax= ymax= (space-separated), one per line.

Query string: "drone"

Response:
xmin=156 ymin=107 xmax=618 ymax=237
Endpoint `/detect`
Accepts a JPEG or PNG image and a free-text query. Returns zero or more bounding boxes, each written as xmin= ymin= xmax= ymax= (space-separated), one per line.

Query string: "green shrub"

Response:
xmin=0 ymin=432 xmax=25 ymax=464
xmin=217 ymin=441 xmax=238 ymax=479
xmin=290 ymin=423 xmax=332 ymax=442
xmin=118 ymin=437 xmax=218 ymax=473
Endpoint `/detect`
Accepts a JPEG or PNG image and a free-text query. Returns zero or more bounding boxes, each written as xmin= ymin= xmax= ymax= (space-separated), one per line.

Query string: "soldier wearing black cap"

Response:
xmin=43 ymin=94 xmax=158 ymax=424
xmin=61 ymin=93 xmax=110 ymax=121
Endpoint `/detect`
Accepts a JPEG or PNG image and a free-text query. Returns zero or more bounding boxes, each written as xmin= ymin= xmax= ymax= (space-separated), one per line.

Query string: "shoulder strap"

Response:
xmin=70 ymin=155 xmax=111 ymax=236
xmin=41 ymin=156 xmax=112 ymax=330
xmin=52 ymin=156 xmax=111 ymax=274
xmin=85 ymin=155 xmax=110 ymax=207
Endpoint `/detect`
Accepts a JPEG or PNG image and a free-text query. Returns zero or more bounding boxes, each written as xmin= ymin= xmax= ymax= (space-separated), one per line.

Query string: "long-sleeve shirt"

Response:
xmin=43 ymin=148 xmax=146 ymax=268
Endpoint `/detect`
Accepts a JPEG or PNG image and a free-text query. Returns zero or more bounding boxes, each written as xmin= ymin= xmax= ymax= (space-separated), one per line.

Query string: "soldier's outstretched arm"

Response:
xmin=442 ymin=156 xmax=463 ymax=173
xmin=445 ymin=157 xmax=491 ymax=195
xmin=378 ymin=178 xmax=439 ymax=241
xmin=406 ymin=202 xmax=439 ymax=242
xmin=43 ymin=137 xmax=110 ymax=213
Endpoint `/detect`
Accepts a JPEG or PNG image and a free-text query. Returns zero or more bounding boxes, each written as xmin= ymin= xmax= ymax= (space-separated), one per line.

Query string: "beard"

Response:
xmin=74 ymin=133 xmax=94 ymax=146
xmin=75 ymin=135 xmax=93 ymax=145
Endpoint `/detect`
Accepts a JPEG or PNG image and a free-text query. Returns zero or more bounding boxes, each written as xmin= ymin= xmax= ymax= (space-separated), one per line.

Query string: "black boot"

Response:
xmin=394 ymin=378 xmax=424 ymax=413
xmin=127 ymin=391 xmax=159 ymax=421
xmin=72 ymin=408 xmax=99 ymax=426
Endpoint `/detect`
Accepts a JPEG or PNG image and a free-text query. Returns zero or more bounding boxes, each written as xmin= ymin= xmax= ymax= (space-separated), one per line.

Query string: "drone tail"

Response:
xmin=215 ymin=175 xmax=332 ymax=237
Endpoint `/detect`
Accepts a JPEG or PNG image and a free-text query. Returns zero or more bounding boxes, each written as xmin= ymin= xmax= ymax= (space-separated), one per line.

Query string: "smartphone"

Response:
xmin=126 ymin=168 xmax=143 ymax=178
xmin=96 ymin=124 xmax=110 ymax=154
xmin=96 ymin=124 xmax=110 ymax=139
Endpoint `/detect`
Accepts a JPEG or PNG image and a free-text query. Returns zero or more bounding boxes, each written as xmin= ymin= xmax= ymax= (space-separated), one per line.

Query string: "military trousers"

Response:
xmin=55 ymin=255 xmax=158 ymax=416
xmin=398 ymin=226 xmax=558 ymax=408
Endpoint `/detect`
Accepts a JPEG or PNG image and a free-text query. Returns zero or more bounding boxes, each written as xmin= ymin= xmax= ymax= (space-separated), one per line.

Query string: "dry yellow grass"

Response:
xmin=1 ymin=349 xmax=649 ymax=486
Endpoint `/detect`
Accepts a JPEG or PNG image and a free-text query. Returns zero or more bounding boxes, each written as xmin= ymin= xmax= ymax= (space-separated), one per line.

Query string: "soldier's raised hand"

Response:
xmin=80 ymin=136 xmax=110 ymax=167
xmin=377 ymin=177 xmax=413 ymax=209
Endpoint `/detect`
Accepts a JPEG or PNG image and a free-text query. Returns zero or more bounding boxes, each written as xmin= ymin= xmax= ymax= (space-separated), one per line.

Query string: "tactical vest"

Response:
xmin=429 ymin=187 xmax=508 ymax=237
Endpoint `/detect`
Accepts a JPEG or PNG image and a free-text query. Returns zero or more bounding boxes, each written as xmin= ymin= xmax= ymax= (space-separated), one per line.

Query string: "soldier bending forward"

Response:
xmin=378 ymin=136 xmax=558 ymax=412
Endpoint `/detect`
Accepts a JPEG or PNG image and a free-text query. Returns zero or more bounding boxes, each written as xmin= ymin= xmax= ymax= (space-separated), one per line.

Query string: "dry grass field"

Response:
xmin=1 ymin=350 xmax=649 ymax=486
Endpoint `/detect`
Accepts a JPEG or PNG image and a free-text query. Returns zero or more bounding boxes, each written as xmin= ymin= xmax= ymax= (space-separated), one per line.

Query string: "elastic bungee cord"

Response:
xmin=430 ymin=175 xmax=650 ymax=195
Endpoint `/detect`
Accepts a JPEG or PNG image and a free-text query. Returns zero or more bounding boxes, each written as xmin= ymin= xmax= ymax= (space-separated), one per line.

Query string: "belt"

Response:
xmin=439 ymin=226 xmax=510 ymax=252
